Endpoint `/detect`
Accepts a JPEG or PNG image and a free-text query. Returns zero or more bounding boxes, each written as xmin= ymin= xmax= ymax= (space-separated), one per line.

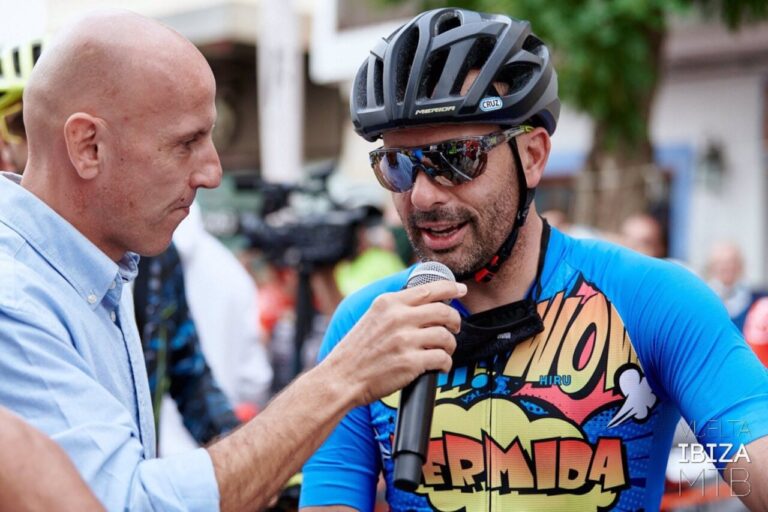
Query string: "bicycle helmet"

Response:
xmin=0 ymin=38 xmax=46 ymax=113
xmin=350 ymin=8 xmax=560 ymax=282
xmin=351 ymin=8 xmax=559 ymax=141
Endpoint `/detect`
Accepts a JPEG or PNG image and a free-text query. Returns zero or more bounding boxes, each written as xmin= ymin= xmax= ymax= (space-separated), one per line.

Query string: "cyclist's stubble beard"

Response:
xmin=404 ymin=174 xmax=520 ymax=282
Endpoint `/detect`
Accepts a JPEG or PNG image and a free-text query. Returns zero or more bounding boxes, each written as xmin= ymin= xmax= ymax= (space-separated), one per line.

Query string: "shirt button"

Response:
xmin=87 ymin=294 xmax=98 ymax=304
xmin=110 ymin=311 xmax=117 ymax=322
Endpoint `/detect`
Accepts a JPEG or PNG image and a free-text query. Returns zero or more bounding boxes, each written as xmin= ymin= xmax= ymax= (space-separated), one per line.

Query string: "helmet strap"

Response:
xmin=473 ymin=139 xmax=534 ymax=283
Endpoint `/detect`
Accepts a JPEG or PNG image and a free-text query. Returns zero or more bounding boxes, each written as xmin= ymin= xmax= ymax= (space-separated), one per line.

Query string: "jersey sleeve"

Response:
xmin=300 ymin=272 xmax=410 ymax=510
xmin=606 ymin=252 xmax=768 ymax=470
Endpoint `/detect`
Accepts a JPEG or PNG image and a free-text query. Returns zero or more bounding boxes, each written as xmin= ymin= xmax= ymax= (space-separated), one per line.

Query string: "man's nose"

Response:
xmin=408 ymin=168 xmax=450 ymax=211
xmin=192 ymin=142 xmax=222 ymax=189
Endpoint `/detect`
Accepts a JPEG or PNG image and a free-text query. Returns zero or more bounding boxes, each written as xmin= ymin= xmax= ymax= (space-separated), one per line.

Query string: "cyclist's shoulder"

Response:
xmin=550 ymin=229 xmax=701 ymax=311
xmin=556 ymin=229 xmax=690 ymax=282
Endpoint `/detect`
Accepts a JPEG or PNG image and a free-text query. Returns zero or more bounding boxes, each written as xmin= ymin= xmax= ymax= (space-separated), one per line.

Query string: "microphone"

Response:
xmin=393 ymin=261 xmax=456 ymax=492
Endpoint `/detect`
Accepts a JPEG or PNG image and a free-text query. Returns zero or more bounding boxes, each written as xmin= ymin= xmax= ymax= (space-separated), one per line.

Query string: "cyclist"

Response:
xmin=300 ymin=8 xmax=768 ymax=512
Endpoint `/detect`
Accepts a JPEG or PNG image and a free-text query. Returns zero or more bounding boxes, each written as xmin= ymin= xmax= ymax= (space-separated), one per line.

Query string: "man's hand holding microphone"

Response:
xmin=324 ymin=261 xmax=463 ymax=407
xmin=210 ymin=262 xmax=464 ymax=512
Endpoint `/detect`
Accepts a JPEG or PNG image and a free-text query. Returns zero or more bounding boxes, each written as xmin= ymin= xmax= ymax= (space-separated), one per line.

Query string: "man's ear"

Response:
xmin=519 ymin=127 xmax=551 ymax=189
xmin=63 ymin=113 xmax=103 ymax=180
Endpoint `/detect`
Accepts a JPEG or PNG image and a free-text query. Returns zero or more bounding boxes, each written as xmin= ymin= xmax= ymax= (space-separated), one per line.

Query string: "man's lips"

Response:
xmin=417 ymin=221 xmax=469 ymax=250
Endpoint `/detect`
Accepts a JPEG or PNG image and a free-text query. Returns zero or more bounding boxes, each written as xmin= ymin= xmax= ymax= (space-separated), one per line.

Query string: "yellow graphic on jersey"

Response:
xmin=415 ymin=400 xmax=626 ymax=511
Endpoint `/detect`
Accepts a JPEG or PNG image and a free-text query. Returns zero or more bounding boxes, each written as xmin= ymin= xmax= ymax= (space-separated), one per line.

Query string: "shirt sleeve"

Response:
xmin=0 ymin=304 xmax=221 ymax=511
xmin=614 ymin=255 xmax=768 ymax=470
xmin=299 ymin=296 xmax=382 ymax=511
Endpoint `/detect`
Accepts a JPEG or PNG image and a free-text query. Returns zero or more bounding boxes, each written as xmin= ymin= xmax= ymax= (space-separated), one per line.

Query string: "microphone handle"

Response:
xmin=393 ymin=370 xmax=437 ymax=492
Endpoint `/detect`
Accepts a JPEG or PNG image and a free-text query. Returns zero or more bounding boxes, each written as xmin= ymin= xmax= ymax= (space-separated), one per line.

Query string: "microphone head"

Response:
xmin=406 ymin=261 xmax=456 ymax=289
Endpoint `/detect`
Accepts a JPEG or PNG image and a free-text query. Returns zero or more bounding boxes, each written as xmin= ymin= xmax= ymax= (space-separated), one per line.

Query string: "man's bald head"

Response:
xmin=23 ymin=9 xmax=214 ymax=167
xmin=19 ymin=9 xmax=221 ymax=261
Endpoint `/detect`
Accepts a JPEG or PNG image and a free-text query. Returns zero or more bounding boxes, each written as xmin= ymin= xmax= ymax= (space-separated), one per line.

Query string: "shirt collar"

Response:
xmin=0 ymin=172 xmax=139 ymax=309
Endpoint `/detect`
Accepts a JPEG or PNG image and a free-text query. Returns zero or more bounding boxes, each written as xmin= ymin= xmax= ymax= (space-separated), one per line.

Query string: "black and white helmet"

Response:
xmin=351 ymin=8 xmax=560 ymax=141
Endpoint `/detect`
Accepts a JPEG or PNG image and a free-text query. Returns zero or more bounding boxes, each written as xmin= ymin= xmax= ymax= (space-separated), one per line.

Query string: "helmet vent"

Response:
xmin=497 ymin=63 xmax=534 ymax=95
xmin=420 ymin=49 xmax=449 ymax=99
xmin=435 ymin=13 xmax=461 ymax=35
xmin=522 ymin=35 xmax=543 ymax=54
xmin=354 ymin=62 xmax=369 ymax=108
xmin=373 ymin=59 xmax=384 ymax=106
xmin=450 ymin=37 xmax=496 ymax=95
xmin=395 ymin=26 xmax=419 ymax=103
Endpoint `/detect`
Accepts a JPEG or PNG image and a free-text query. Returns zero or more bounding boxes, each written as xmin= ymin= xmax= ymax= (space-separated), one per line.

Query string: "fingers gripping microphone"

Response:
xmin=393 ymin=261 xmax=456 ymax=492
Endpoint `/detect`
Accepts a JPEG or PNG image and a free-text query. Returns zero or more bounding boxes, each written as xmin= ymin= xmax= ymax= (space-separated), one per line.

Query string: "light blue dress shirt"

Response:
xmin=0 ymin=172 xmax=220 ymax=511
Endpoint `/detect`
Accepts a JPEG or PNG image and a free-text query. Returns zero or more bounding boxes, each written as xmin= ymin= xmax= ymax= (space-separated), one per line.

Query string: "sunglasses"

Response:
xmin=0 ymin=102 xmax=25 ymax=144
xmin=369 ymin=125 xmax=532 ymax=193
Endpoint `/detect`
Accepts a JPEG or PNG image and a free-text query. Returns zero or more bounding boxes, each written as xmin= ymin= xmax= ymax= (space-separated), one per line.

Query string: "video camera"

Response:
xmin=236 ymin=164 xmax=371 ymax=268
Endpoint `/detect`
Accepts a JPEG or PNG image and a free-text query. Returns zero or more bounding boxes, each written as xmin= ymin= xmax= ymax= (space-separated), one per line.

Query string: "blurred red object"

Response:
xmin=743 ymin=297 xmax=768 ymax=366
xmin=259 ymin=280 xmax=295 ymax=336
xmin=235 ymin=403 xmax=259 ymax=423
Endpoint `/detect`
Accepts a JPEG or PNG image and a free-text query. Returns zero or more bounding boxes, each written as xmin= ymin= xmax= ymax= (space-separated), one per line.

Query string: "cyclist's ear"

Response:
xmin=517 ymin=127 xmax=550 ymax=189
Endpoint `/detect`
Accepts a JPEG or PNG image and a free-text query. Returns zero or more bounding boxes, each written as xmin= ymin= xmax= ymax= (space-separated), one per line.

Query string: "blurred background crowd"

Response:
xmin=1 ymin=0 xmax=767 ymax=510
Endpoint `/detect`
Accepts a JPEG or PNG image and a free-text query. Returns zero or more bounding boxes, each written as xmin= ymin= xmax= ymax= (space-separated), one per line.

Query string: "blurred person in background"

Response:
xmin=334 ymin=205 xmax=405 ymax=297
xmin=0 ymin=101 xmax=27 ymax=171
xmin=0 ymin=39 xmax=41 ymax=172
xmin=163 ymin=201 xmax=273 ymax=451
xmin=541 ymin=208 xmax=604 ymax=240
xmin=134 ymin=241 xmax=241 ymax=451
xmin=706 ymin=241 xmax=766 ymax=330
xmin=258 ymin=254 xmax=344 ymax=393
xmin=0 ymin=10 xmax=462 ymax=510
xmin=0 ymin=406 xmax=104 ymax=512
xmin=620 ymin=212 xmax=667 ymax=258
xmin=0 ymin=138 xmax=16 ymax=171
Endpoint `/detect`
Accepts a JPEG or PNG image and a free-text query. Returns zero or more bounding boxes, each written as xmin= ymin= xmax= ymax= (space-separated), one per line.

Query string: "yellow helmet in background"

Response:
xmin=0 ymin=38 xmax=46 ymax=114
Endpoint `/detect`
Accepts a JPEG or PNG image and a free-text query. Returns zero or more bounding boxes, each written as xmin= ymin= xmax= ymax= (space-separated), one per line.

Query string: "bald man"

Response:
xmin=0 ymin=10 xmax=462 ymax=511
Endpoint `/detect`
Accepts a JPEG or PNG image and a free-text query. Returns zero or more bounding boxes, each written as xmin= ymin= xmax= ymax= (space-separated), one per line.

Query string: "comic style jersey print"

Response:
xmin=301 ymin=228 xmax=768 ymax=512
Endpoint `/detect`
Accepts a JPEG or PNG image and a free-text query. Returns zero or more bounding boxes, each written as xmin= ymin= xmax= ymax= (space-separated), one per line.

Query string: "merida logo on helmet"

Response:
xmin=414 ymin=106 xmax=456 ymax=116
xmin=479 ymin=96 xmax=503 ymax=112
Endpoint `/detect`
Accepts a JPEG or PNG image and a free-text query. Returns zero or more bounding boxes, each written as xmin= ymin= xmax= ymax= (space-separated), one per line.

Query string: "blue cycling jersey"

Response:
xmin=301 ymin=227 xmax=768 ymax=511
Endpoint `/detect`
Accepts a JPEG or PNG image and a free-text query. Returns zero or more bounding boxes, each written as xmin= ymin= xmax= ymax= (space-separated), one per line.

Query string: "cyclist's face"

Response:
xmin=384 ymin=123 xmax=520 ymax=281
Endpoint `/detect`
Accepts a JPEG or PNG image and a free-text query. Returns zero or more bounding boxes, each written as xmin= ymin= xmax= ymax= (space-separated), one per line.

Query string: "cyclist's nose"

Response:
xmin=409 ymin=167 xmax=450 ymax=210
